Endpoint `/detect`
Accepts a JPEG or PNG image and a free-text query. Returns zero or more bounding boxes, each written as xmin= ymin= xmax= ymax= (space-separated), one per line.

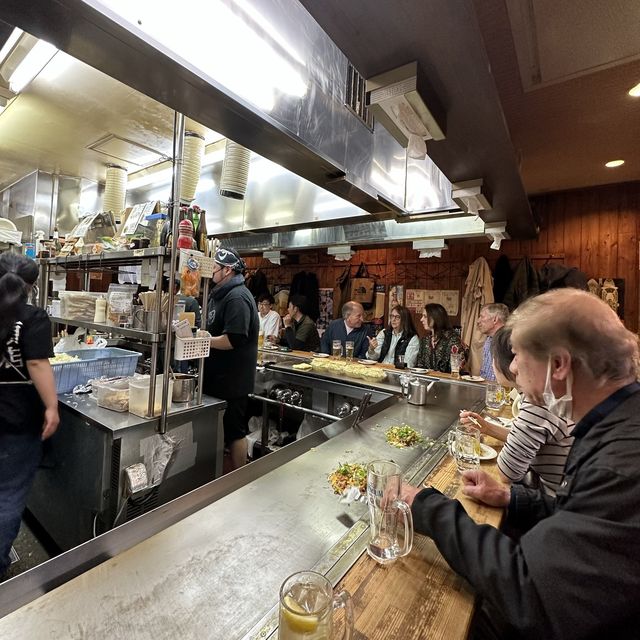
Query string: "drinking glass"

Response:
xmin=258 ymin=331 xmax=264 ymax=349
xmin=399 ymin=373 xmax=411 ymax=398
xmin=279 ymin=570 xmax=353 ymax=640
xmin=395 ymin=354 xmax=406 ymax=369
xmin=366 ymin=460 xmax=414 ymax=565
xmin=449 ymin=353 xmax=461 ymax=379
xmin=345 ymin=340 xmax=354 ymax=362
xmin=332 ymin=340 xmax=342 ymax=359
xmin=485 ymin=382 xmax=505 ymax=410
xmin=447 ymin=424 xmax=481 ymax=472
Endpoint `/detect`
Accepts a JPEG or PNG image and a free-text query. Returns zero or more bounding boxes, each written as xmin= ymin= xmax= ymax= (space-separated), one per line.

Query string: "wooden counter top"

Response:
xmin=335 ymin=432 xmax=506 ymax=640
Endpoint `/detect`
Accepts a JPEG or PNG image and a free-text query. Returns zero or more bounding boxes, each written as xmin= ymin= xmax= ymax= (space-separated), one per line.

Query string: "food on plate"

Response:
xmin=292 ymin=362 xmax=312 ymax=371
xmin=49 ymin=353 xmax=80 ymax=364
xmin=328 ymin=462 xmax=367 ymax=495
xmin=385 ymin=424 xmax=424 ymax=448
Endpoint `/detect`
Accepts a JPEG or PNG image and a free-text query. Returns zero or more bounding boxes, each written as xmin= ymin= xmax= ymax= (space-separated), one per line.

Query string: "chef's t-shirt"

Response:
xmin=0 ymin=305 xmax=54 ymax=434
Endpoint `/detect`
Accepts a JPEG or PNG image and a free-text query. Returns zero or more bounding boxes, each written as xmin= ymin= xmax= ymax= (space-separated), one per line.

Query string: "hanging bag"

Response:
xmin=350 ymin=262 xmax=375 ymax=305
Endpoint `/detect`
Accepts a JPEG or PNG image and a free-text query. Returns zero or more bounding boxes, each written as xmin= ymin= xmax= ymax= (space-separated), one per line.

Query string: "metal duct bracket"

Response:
xmin=327 ymin=245 xmax=354 ymax=261
xmin=485 ymin=222 xmax=508 ymax=250
xmin=412 ymin=238 xmax=447 ymax=259
xmin=452 ymin=179 xmax=492 ymax=215
xmin=366 ymin=61 xmax=446 ymax=159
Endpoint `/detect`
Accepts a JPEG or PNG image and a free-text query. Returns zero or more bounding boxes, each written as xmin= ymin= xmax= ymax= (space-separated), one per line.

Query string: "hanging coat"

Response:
xmin=461 ymin=257 xmax=494 ymax=375
xmin=503 ymin=257 xmax=540 ymax=311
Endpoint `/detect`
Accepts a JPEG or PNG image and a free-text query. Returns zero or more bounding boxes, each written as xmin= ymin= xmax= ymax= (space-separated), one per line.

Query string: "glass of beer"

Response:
xmin=447 ymin=424 xmax=481 ymax=472
xmin=485 ymin=382 xmax=505 ymax=410
xmin=279 ymin=570 xmax=353 ymax=640
xmin=258 ymin=330 xmax=264 ymax=349
xmin=345 ymin=340 xmax=354 ymax=362
xmin=332 ymin=340 xmax=342 ymax=359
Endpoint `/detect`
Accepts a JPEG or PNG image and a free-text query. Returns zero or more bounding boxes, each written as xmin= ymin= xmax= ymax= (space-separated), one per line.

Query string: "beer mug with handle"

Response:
xmin=279 ymin=570 xmax=353 ymax=640
xmin=366 ymin=460 xmax=414 ymax=565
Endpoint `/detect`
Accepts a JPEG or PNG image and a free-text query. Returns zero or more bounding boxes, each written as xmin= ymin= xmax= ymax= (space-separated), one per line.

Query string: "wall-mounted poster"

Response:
xmin=405 ymin=289 xmax=426 ymax=314
xmin=406 ymin=289 xmax=460 ymax=316
xmin=317 ymin=288 xmax=334 ymax=332
xmin=388 ymin=285 xmax=404 ymax=315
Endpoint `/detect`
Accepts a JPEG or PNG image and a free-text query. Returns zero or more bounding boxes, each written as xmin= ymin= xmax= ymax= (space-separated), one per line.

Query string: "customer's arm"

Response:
xmin=26 ymin=359 xmax=59 ymax=440
xmin=366 ymin=329 xmax=384 ymax=361
xmin=404 ymin=335 xmax=420 ymax=368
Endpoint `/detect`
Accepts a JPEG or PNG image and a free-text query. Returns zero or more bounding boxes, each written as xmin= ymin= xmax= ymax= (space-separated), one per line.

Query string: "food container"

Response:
xmin=92 ymin=377 xmax=131 ymax=412
xmin=172 ymin=374 xmax=197 ymax=402
xmin=129 ymin=374 xmax=174 ymax=417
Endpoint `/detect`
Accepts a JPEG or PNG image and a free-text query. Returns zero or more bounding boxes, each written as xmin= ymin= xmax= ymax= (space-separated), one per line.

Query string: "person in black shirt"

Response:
xmin=0 ymin=254 xmax=58 ymax=579
xmin=282 ymin=295 xmax=320 ymax=352
xmin=202 ymin=247 xmax=258 ymax=470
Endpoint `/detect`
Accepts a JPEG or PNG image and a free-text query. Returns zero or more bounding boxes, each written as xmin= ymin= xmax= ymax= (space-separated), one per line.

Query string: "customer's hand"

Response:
xmin=399 ymin=482 xmax=423 ymax=507
xmin=42 ymin=407 xmax=60 ymax=440
xmin=283 ymin=314 xmax=292 ymax=328
xmin=367 ymin=336 xmax=378 ymax=350
xmin=459 ymin=410 xmax=488 ymax=433
xmin=461 ymin=470 xmax=511 ymax=507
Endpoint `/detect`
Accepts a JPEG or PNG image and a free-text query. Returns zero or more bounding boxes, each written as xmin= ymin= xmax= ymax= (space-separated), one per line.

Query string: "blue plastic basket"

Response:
xmin=52 ymin=348 xmax=141 ymax=393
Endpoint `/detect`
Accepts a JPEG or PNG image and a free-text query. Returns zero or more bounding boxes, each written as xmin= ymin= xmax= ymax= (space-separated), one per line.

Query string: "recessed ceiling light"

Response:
xmin=629 ymin=82 xmax=640 ymax=97
xmin=605 ymin=160 xmax=625 ymax=168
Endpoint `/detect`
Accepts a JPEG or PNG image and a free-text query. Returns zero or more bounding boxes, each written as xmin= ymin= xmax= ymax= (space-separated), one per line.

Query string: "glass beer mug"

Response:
xmin=345 ymin=340 xmax=354 ymax=362
xmin=366 ymin=460 xmax=414 ymax=565
xmin=279 ymin=570 xmax=353 ymax=640
xmin=332 ymin=339 xmax=342 ymax=359
xmin=447 ymin=424 xmax=481 ymax=472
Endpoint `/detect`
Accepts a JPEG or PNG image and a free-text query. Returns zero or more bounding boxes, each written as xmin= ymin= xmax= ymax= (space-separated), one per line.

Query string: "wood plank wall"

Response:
xmin=244 ymin=181 xmax=640 ymax=332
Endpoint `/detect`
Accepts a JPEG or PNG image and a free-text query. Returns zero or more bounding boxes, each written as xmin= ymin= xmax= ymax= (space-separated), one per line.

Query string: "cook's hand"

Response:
xmin=367 ymin=336 xmax=378 ymax=350
xmin=459 ymin=410 xmax=488 ymax=433
xmin=461 ymin=470 xmax=511 ymax=507
xmin=42 ymin=407 xmax=60 ymax=440
xmin=283 ymin=314 xmax=292 ymax=328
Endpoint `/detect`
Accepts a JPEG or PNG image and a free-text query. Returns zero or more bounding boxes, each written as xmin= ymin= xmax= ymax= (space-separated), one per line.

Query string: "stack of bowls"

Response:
xmin=180 ymin=131 xmax=205 ymax=203
xmin=103 ymin=164 xmax=127 ymax=219
xmin=219 ymin=140 xmax=251 ymax=200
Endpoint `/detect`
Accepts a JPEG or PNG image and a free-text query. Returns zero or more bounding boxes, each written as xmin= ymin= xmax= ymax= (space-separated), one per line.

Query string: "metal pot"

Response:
xmin=172 ymin=374 xmax=198 ymax=402
xmin=407 ymin=379 xmax=428 ymax=405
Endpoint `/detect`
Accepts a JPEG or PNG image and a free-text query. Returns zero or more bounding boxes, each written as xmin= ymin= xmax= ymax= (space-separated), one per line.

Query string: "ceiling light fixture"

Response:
xmin=8 ymin=39 xmax=57 ymax=93
xmin=629 ymin=82 xmax=640 ymax=98
xmin=605 ymin=159 xmax=625 ymax=168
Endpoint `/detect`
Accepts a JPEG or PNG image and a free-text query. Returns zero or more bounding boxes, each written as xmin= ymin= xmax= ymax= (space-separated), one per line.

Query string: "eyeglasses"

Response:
xmin=389 ymin=314 xmax=401 ymax=319
xmin=258 ymin=302 xmax=270 ymax=307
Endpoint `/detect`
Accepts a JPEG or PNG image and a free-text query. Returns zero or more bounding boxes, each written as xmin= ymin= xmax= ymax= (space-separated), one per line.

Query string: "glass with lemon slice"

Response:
xmin=279 ymin=571 xmax=353 ymax=639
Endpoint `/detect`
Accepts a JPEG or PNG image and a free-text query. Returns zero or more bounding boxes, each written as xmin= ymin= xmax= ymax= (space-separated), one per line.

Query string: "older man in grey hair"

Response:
xmin=476 ymin=302 xmax=509 ymax=380
xmin=402 ymin=289 xmax=640 ymax=638
xmin=320 ymin=301 xmax=369 ymax=359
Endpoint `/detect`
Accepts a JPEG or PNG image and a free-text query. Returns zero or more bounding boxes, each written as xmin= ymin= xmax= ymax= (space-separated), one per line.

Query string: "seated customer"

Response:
xmin=282 ymin=295 xmax=320 ymax=352
xmin=257 ymin=293 xmax=282 ymax=342
xmin=416 ymin=303 xmax=465 ymax=373
xmin=366 ymin=305 xmax=419 ymax=367
xmin=460 ymin=326 xmax=575 ymax=495
xmin=320 ymin=301 xmax=369 ymax=359
xmin=402 ymin=290 xmax=640 ymax=638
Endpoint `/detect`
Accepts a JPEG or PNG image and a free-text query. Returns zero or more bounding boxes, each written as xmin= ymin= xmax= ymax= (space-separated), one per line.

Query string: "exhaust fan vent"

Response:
xmin=345 ymin=62 xmax=373 ymax=129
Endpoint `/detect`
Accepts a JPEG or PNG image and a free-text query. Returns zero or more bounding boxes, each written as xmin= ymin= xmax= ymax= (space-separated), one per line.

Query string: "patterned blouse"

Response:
xmin=417 ymin=330 xmax=465 ymax=373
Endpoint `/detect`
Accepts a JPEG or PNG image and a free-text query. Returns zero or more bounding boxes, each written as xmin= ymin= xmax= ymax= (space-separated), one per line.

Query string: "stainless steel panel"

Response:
xmin=0 ymin=380 xmax=483 ymax=639
xmin=34 ymin=171 xmax=54 ymax=236
xmin=406 ymin=154 xmax=457 ymax=213
xmin=55 ymin=174 xmax=103 ymax=235
xmin=0 ymin=171 xmax=37 ymax=240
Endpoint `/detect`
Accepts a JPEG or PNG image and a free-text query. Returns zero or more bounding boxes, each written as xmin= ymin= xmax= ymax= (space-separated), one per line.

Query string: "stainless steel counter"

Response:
xmin=0 ymin=379 xmax=485 ymax=639
xmin=57 ymin=391 xmax=226 ymax=433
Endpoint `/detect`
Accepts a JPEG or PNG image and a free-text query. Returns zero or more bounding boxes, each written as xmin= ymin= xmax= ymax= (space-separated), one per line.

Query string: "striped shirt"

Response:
xmin=497 ymin=399 xmax=575 ymax=495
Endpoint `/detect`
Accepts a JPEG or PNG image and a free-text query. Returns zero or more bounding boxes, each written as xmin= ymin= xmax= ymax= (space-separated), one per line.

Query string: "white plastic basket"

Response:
xmin=174 ymin=331 xmax=211 ymax=360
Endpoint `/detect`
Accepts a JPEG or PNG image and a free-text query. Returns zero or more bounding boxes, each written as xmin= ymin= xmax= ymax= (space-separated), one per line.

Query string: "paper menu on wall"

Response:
xmin=405 ymin=289 xmax=459 ymax=316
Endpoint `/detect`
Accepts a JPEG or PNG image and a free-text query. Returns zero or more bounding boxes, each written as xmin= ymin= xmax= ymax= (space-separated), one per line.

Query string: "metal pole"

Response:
xmin=196 ymin=275 xmax=209 ymax=405
xmin=147 ymin=253 xmax=164 ymax=417
xmin=159 ymin=112 xmax=185 ymax=434
xmin=247 ymin=394 xmax=339 ymax=422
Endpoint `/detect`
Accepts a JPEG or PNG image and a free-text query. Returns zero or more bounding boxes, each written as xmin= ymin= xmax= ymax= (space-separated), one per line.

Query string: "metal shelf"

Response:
xmin=42 ymin=247 xmax=167 ymax=267
xmin=49 ymin=317 xmax=165 ymax=343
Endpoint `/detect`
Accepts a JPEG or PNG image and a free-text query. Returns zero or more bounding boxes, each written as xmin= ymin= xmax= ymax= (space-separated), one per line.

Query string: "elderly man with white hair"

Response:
xmin=402 ymin=289 xmax=640 ymax=638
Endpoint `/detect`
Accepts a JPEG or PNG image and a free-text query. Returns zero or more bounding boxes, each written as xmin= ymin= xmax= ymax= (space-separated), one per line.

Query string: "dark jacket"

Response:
xmin=203 ymin=276 xmax=259 ymax=399
xmin=320 ymin=320 xmax=369 ymax=359
xmin=410 ymin=383 xmax=640 ymax=639
xmin=503 ymin=257 xmax=540 ymax=311
xmin=283 ymin=314 xmax=320 ymax=352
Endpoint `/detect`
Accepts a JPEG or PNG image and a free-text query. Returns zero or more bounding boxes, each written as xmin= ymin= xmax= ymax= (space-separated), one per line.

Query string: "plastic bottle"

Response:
xmin=94 ymin=296 xmax=107 ymax=323
xmin=177 ymin=219 xmax=196 ymax=250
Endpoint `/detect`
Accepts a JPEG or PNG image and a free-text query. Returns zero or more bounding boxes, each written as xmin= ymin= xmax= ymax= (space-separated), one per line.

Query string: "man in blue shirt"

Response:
xmin=320 ymin=301 xmax=369 ymax=359
xmin=476 ymin=303 xmax=509 ymax=380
